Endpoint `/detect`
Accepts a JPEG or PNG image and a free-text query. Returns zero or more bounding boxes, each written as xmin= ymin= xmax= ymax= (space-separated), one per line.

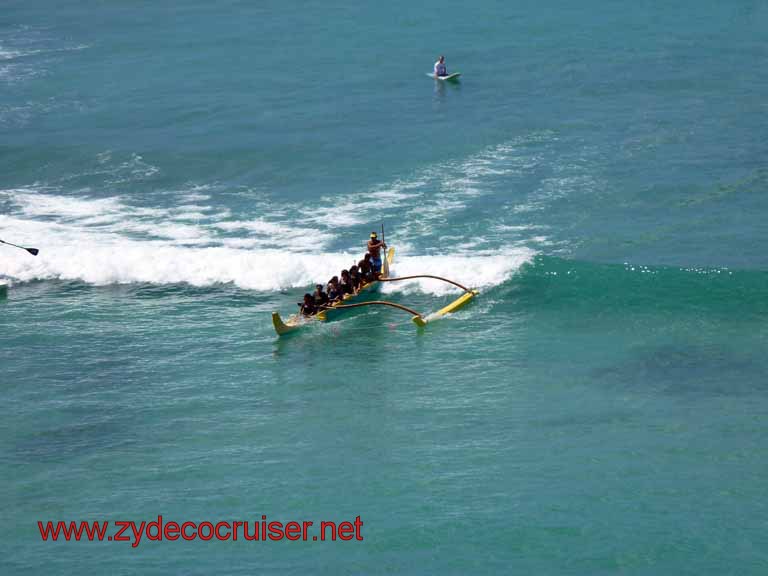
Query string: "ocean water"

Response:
xmin=2 ymin=1 xmax=768 ymax=574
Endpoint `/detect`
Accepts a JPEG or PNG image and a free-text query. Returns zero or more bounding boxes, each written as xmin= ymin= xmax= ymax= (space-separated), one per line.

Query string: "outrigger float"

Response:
xmin=271 ymin=246 xmax=479 ymax=336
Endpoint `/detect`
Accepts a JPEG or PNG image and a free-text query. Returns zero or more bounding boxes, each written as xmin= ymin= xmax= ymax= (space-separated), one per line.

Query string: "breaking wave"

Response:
xmin=0 ymin=187 xmax=534 ymax=293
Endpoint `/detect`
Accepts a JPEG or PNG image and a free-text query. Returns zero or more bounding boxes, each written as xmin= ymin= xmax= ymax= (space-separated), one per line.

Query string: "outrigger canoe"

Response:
xmin=272 ymin=247 xmax=396 ymax=336
xmin=272 ymin=246 xmax=480 ymax=336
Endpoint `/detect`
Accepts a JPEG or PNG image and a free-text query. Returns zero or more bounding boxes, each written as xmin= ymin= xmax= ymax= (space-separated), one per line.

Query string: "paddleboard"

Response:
xmin=427 ymin=72 xmax=461 ymax=82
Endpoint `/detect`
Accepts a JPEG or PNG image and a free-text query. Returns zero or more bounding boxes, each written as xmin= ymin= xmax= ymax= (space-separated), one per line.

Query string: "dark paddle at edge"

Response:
xmin=0 ymin=239 xmax=39 ymax=256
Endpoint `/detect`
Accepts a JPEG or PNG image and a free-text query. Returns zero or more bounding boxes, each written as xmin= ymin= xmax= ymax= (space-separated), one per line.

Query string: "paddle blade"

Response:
xmin=27 ymin=248 xmax=39 ymax=256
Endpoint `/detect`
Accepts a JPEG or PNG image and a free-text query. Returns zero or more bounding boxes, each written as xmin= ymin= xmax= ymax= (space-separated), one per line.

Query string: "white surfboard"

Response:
xmin=427 ymin=72 xmax=461 ymax=82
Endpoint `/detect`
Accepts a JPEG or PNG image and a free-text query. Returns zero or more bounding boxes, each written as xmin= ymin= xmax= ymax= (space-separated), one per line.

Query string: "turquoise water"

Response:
xmin=3 ymin=1 xmax=768 ymax=574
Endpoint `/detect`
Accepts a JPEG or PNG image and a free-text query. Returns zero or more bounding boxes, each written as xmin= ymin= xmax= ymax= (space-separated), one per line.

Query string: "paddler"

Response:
xmin=358 ymin=257 xmax=373 ymax=284
xmin=367 ymin=232 xmax=387 ymax=278
xmin=313 ymin=284 xmax=329 ymax=308
xmin=327 ymin=276 xmax=342 ymax=302
xmin=339 ymin=269 xmax=355 ymax=295
xmin=298 ymin=293 xmax=317 ymax=316
xmin=349 ymin=265 xmax=362 ymax=292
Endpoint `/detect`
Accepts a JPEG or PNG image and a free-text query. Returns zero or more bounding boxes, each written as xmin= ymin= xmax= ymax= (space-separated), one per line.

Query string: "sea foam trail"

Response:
xmin=0 ymin=127 xmax=553 ymax=293
xmin=0 ymin=231 xmax=532 ymax=294
xmin=1 ymin=188 xmax=534 ymax=293
xmin=385 ymin=252 xmax=534 ymax=296
xmin=0 ymin=240 xmax=356 ymax=291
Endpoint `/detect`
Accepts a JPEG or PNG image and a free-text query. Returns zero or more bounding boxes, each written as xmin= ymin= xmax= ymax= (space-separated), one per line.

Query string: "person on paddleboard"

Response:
xmin=367 ymin=232 xmax=387 ymax=277
xmin=434 ymin=55 xmax=447 ymax=77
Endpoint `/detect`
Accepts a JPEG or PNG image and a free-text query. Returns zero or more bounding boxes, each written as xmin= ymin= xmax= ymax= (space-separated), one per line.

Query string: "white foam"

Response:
xmin=297 ymin=137 xmax=539 ymax=234
xmin=12 ymin=190 xmax=123 ymax=219
xmin=213 ymin=219 xmax=333 ymax=251
xmin=384 ymin=251 xmax=534 ymax=296
xmin=0 ymin=132 xmax=561 ymax=292
xmin=180 ymin=192 xmax=212 ymax=202
xmin=0 ymin=188 xmax=353 ymax=290
xmin=0 ymin=48 xmax=24 ymax=61
xmin=0 ymin=206 xmax=532 ymax=295
xmin=0 ymin=241 xmax=357 ymax=290
xmin=0 ymin=229 xmax=531 ymax=293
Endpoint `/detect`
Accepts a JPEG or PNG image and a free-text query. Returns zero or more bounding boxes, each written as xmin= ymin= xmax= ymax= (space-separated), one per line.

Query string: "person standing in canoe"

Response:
xmin=367 ymin=232 xmax=387 ymax=278
xmin=434 ymin=55 xmax=447 ymax=77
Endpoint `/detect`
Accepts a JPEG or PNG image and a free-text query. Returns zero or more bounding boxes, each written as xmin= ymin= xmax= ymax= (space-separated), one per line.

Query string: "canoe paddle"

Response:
xmin=381 ymin=222 xmax=388 ymax=277
xmin=0 ymin=239 xmax=39 ymax=256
